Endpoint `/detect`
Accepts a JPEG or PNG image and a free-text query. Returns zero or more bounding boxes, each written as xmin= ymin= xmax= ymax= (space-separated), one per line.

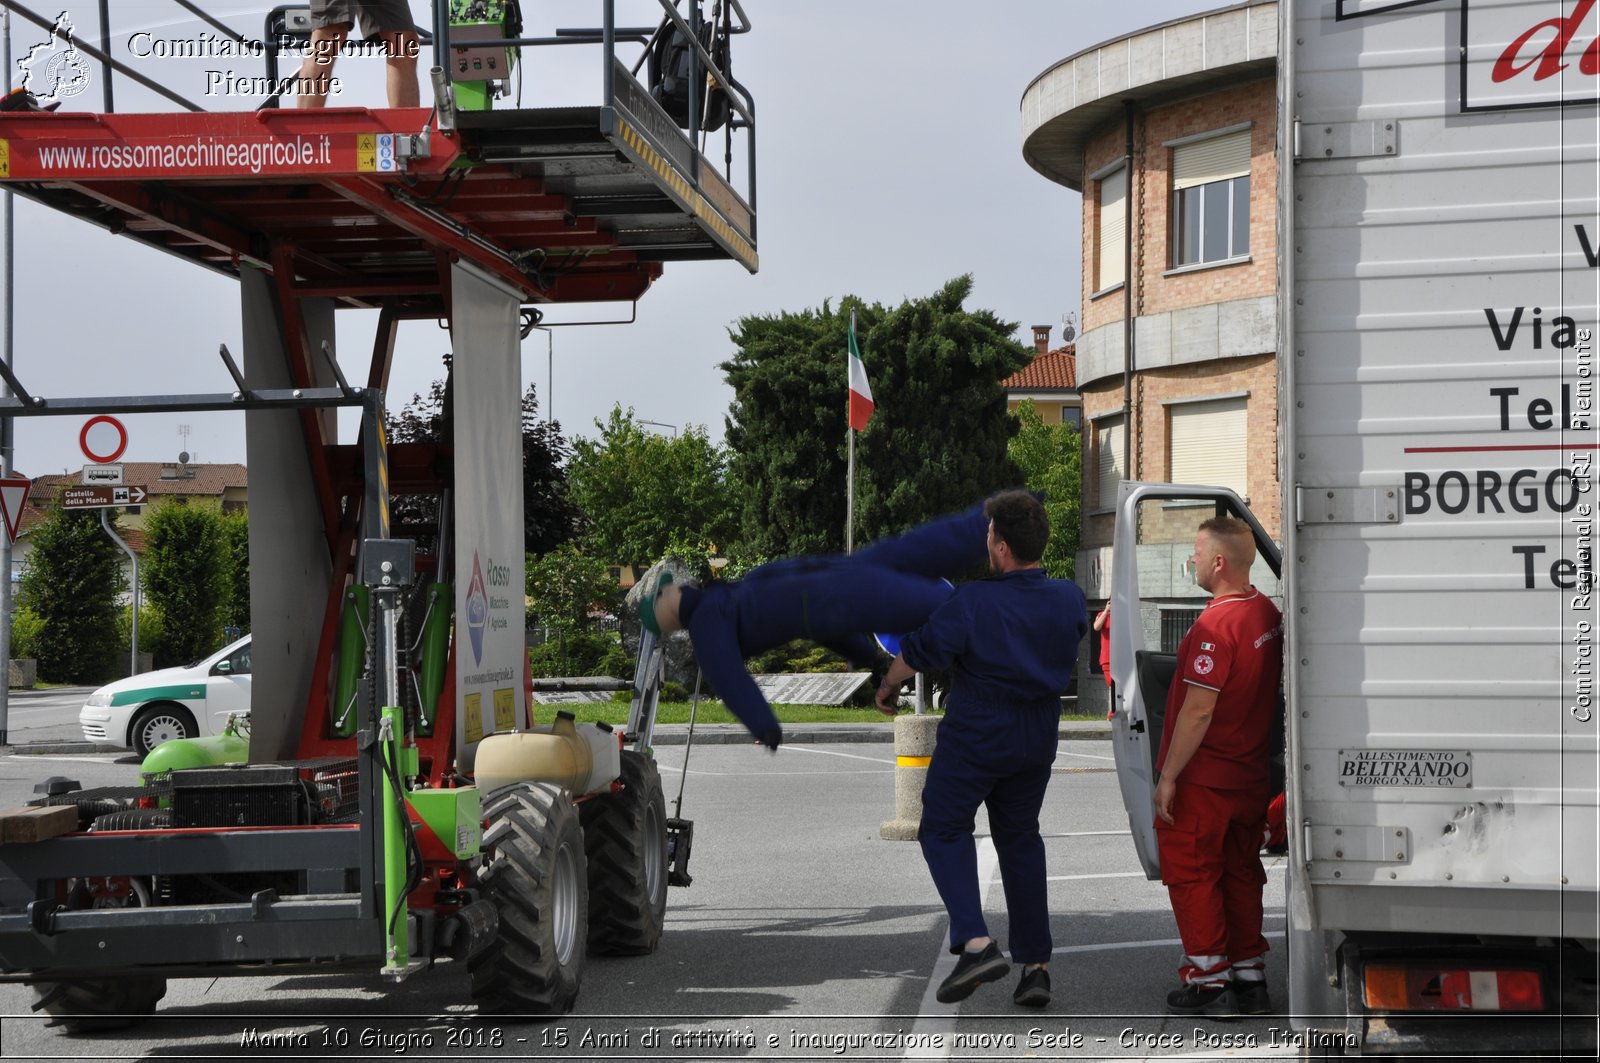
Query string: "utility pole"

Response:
xmin=1 ymin=10 xmax=16 ymax=746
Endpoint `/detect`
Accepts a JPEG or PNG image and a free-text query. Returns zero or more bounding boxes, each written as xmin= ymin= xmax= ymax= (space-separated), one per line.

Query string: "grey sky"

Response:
xmin=4 ymin=0 xmax=1220 ymax=478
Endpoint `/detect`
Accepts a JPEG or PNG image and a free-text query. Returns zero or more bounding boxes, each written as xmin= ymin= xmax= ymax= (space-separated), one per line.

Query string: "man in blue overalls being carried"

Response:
xmin=635 ymin=500 xmax=995 ymax=751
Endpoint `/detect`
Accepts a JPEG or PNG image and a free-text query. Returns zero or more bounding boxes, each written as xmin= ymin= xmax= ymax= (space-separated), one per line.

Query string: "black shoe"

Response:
xmin=1013 ymin=966 xmax=1051 ymax=1008
xmin=1232 ymin=979 xmax=1271 ymax=1015
xmin=936 ymin=941 xmax=1010 ymax=1004
xmin=1166 ymin=980 xmax=1237 ymax=1018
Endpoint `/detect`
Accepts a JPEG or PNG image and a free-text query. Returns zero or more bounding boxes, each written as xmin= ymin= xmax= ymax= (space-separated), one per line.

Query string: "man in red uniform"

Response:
xmin=1154 ymin=516 xmax=1283 ymax=1018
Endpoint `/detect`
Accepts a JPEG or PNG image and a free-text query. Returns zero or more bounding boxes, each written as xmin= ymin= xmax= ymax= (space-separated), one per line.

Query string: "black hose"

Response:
xmin=381 ymin=727 xmax=425 ymax=943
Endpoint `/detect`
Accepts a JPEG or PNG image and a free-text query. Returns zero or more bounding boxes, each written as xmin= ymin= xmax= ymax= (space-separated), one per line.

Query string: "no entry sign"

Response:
xmin=79 ymin=415 xmax=129 ymax=464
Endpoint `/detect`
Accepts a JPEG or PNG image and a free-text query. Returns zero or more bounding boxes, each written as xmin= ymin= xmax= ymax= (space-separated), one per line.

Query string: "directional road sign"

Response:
xmin=60 ymin=485 xmax=148 ymax=510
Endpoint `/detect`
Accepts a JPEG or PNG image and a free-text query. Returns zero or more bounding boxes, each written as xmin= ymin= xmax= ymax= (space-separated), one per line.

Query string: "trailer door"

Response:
xmin=1109 ymin=481 xmax=1282 ymax=878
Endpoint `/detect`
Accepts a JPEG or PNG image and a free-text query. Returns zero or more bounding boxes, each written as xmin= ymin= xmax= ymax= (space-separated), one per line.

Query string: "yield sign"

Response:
xmin=0 ymin=476 xmax=30 ymax=542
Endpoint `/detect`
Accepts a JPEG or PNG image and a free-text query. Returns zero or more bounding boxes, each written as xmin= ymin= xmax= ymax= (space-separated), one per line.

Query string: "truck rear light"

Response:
xmin=1363 ymin=964 xmax=1544 ymax=1012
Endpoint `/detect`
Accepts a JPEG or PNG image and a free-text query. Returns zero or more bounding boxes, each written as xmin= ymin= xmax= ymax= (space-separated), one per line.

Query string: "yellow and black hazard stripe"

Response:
xmin=613 ymin=117 xmax=756 ymax=270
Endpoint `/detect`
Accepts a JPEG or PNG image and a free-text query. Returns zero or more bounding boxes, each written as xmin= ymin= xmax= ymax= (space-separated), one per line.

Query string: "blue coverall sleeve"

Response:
xmin=899 ymin=592 xmax=972 ymax=674
xmin=850 ymin=503 xmax=988 ymax=578
xmin=685 ymin=607 xmax=783 ymax=749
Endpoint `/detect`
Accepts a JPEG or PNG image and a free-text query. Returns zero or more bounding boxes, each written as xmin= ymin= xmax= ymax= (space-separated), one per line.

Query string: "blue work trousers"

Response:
xmin=919 ymin=705 xmax=1057 ymax=965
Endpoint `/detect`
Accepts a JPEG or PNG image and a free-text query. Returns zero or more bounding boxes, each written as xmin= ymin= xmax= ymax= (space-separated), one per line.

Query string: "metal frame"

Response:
xmin=0 ymin=1 xmax=757 ymax=284
xmin=0 ymin=0 xmax=725 ymax=995
xmin=0 ymin=318 xmax=405 ymax=976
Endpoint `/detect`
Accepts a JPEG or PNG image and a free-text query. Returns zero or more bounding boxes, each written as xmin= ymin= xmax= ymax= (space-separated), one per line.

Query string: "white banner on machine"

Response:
xmin=450 ymin=261 xmax=528 ymax=773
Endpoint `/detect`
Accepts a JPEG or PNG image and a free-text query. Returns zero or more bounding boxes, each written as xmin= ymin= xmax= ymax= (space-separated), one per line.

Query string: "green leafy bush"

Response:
xmin=142 ymin=501 xmax=229 ymax=668
xmin=115 ymin=605 xmax=165 ymax=657
xmin=8 ymin=606 xmax=44 ymax=660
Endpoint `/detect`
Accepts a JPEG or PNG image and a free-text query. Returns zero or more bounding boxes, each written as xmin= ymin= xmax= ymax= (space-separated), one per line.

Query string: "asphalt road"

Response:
xmin=0 ymin=737 xmax=1304 ymax=1061
xmin=0 ymin=687 xmax=98 ymax=749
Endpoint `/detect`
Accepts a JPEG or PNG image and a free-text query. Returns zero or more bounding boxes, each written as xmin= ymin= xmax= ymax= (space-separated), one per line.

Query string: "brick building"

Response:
xmin=1020 ymin=0 xmax=1280 ymax=709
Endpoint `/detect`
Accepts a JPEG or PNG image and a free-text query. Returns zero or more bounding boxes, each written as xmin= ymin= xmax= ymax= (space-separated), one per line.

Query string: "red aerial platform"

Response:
xmin=0 ymin=102 xmax=756 ymax=315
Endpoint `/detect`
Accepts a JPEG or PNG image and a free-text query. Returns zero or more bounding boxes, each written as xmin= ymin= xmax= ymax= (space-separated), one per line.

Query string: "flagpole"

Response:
xmin=845 ymin=309 xmax=855 ymax=554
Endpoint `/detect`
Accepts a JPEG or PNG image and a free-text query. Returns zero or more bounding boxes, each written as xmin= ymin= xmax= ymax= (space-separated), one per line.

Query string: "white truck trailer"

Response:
xmin=1110 ymin=0 xmax=1598 ymax=1054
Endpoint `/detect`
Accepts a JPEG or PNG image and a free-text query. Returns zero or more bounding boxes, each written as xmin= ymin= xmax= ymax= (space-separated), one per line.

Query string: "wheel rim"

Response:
xmin=552 ymin=839 xmax=579 ymax=965
xmin=138 ymin=714 xmax=186 ymax=751
xmin=644 ymin=802 xmax=666 ymax=908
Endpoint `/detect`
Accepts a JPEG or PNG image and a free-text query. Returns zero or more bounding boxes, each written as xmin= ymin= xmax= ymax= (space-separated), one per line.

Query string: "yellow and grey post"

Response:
xmin=881 ymin=712 xmax=939 ymax=841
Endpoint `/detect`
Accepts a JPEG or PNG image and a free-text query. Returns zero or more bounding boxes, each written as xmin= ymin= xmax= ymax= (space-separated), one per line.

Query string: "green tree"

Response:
xmin=388 ymin=374 xmax=578 ymax=556
xmin=566 ymin=406 xmax=738 ymax=571
xmin=117 ymin=604 xmax=165 ymax=659
xmin=525 ymin=543 xmax=625 ymax=677
xmin=723 ymin=275 xmax=1029 ymax=557
xmin=17 ymin=502 xmax=125 ymax=682
xmin=1009 ymin=400 xmax=1082 ymax=578
xmin=219 ymin=508 xmax=251 ymax=634
xmin=142 ymin=500 xmax=229 ymax=668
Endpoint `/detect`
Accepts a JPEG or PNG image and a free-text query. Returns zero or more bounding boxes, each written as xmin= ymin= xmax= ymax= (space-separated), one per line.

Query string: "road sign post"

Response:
xmin=59 ymin=479 xmax=148 ymax=677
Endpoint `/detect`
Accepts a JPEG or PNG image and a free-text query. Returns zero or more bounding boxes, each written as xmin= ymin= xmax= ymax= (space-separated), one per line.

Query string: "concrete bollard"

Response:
xmin=880 ymin=713 xmax=939 ymax=841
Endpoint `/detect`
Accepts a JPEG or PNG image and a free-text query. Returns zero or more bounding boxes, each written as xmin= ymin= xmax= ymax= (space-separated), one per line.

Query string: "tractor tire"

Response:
xmin=581 ymin=750 xmax=668 ymax=955
xmin=30 ymin=977 xmax=166 ymax=1033
xmin=469 ymin=782 xmax=587 ymax=1016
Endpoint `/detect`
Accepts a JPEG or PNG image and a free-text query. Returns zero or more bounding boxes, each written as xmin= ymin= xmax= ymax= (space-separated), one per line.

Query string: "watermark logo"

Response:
xmin=17 ymin=10 xmax=92 ymax=104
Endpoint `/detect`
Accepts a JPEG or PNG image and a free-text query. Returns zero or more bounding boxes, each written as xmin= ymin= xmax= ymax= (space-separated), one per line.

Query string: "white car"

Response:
xmin=79 ymin=635 xmax=252 ymax=755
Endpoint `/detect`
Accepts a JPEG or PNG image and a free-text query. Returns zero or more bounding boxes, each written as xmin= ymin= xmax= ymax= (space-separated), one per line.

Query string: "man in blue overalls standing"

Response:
xmin=876 ymin=490 xmax=1087 ymax=1009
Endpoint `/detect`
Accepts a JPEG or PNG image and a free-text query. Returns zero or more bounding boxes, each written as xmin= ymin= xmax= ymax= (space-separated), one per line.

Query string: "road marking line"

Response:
xmin=1052 ymin=929 xmax=1286 ymax=957
xmin=778 ymin=744 xmax=896 ymax=765
xmin=904 ymin=836 xmax=1000 ymax=1059
xmin=654 ymin=764 xmax=890 ymax=777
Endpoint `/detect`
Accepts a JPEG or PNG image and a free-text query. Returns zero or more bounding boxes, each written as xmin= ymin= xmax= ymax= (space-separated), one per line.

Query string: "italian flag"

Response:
xmin=847 ymin=314 xmax=874 ymax=431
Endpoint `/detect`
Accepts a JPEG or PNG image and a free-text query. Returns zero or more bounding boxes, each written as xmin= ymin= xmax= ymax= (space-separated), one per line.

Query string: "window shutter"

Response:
xmin=1097 ymin=416 xmax=1125 ymax=510
xmin=1169 ymin=398 xmax=1248 ymax=495
xmin=1097 ymin=168 xmax=1126 ymax=289
xmin=1172 ymin=129 xmax=1251 ymax=191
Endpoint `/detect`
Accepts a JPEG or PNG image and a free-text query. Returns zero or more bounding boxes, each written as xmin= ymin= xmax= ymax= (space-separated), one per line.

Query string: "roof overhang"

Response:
xmin=1020 ymin=1 xmax=1278 ymax=192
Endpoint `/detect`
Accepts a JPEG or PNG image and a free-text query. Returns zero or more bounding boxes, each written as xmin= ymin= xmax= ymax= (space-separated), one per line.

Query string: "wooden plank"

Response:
xmin=0 ymin=805 xmax=79 ymax=844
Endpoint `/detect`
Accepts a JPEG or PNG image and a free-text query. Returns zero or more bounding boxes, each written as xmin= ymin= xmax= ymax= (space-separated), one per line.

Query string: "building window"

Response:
xmin=1096 ymin=414 xmax=1125 ymax=511
xmin=1160 ymin=608 xmax=1203 ymax=653
xmin=1169 ymin=396 xmax=1248 ymax=496
xmin=1171 ymin=128 xmax=1251 ymax=267
xmin=1096 ymin=166 xmax=1127 ymax=291
xmin=1062 ymin=406 xmax=1082 ymax=429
